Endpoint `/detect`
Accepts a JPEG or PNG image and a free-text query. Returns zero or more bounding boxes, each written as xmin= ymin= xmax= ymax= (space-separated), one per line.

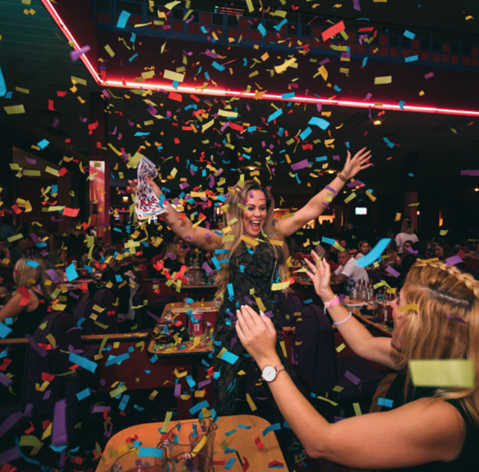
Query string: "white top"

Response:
xmin=355 ymin=253 xmax=364 ymax=260
xmin=395 ymin=232 xmax=419 ymax=253
xmin=335 ymin=257 xmax=369 ymax=283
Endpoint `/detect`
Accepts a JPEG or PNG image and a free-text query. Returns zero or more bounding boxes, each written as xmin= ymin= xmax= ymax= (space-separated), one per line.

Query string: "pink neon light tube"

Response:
xmin=41 ymin=0 xmax=479 ymax=118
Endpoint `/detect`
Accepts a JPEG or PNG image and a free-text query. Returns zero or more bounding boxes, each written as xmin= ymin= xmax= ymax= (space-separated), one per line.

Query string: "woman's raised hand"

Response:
xmin=305 ymin=252 xmax=334 ymax=301
xmin=236 ymin=305 xmax=277 ymax=365
xmin=340 ymin=147 xmax=372 ymax=180
xmin=127 ymin=177 xmax=162 ymax=200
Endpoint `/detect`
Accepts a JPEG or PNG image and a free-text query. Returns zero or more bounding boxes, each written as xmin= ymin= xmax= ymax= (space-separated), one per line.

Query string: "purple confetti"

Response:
xmin=364 ymin=92 xmax=372 ymax=101
xmin=461 ymin=170 xmax=479 ymax=176
xmin=385 ymin=266 xmax=400 ymax=278
xmin=325 ymin=185 xmax=338 ymax=196
xmin=52 ymin=399 xmax=68 ymax=446
xmin=353 ymin=0 xmax=361 ymax=10
xmin=70 ymin=45 xmax=91 ymax=61
xmin=344 ymin=370 xmax=361 ymax=385
xmin=25 ymin=334 xmax=48 ymax=357
xmin=446 ymin=315 xmax=468 ymax=324
xmin=424 ymin=72 xmax=434 ymax=79
xmin=445 ymin=255 xmax=463 ymax=266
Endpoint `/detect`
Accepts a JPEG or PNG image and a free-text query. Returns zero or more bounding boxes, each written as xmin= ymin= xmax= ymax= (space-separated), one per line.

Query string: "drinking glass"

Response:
xmin=161 ymin=452 xmax=214 ymax=472
xmin=157 ymin=418 xmax=217 ymax=461
xmin=110 ymin=449 xmax=163 ymax=472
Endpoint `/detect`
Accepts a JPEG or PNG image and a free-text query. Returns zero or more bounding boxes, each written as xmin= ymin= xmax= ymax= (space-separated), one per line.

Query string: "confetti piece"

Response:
xmin=4 ymin=105 xmax=25 ymax=114
xmin=409 ymin=360 xmax=475 ymax=388
xmin=398 ymin=303 xmax=418 ymax=312
xmin=321 ymin=21 xmax=346 ymax=41
xmin=70 ymin=45 xmax=91 ymax=62
xmin=263 ymin=422 xmax=281 ymax=436
xmin=116 ymin=10 xmax=131 ymax=28
xmin=138 ymin=447 xmax=164 ymax=458
xmin=374 ymin=76 xmax=392 ymax=85
xmin=445 ymin=255 xmax=463 ymax=266
xmin=377 ymin=397 xmax=393 ymax=408
xmin=403 ymin=30 xmax=416 ymax=40
xmin=355 ymin=238 xmax=391 ymax=268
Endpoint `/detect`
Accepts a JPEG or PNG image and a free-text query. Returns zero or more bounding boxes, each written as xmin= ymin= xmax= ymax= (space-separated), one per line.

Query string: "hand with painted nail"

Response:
xmin=236 ymin=305 xmax=279 ymax=367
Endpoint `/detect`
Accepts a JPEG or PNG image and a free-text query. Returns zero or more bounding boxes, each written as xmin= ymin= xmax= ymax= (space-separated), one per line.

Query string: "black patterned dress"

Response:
xmin=212 ymin=241 xmax=291 ymax=416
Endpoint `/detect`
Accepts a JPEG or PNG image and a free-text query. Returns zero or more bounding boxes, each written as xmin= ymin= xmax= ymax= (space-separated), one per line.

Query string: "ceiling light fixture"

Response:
xmin=475 ymin=188 xmax=479 ymax=192
xmin=41 ymin=0 xmax=479 ymax=118
xmin=373 ymin=120 xmax=382 ymax=125
xmin=248 ymin=166 xmax=256 ymax=170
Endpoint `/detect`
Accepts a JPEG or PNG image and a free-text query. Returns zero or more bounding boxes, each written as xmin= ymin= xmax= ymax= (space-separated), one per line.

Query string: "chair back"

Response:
xmin=91 ymin=288 xmax=119 ymax=333
xmin=294 ymin=304 xmax=337 ymax=392
xmin=23 ymin=311 xmax=81 ymax=412
xmin=278 ymin=294 xmax=303 ymax=328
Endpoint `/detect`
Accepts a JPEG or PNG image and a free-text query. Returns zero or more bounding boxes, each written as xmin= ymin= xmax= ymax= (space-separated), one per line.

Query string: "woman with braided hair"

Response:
xmin=237 ymin=256 xmax=479 ymax=470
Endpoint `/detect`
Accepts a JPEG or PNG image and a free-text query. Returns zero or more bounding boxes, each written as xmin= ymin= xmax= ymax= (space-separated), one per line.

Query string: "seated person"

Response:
xmin=330 ymin=248 xmax=369 ymax=290
xmin=162 ymin=239 xmax=188 ymax=274
xmin=400 ymin=240 xmax=415 ymax=262
xmin=435 ymin=242 xmax=453 ymax=261
xmin=45 ymin=247 xmax=68 ymax=277
xmin=355 ymin=240 xmax=371 ymax=260
xmin=0 ymin=237 xmax=11 ymax=268
xmin=0 ymin=257 xmax=52 ymax=338
xmin=381 ymin=240 xmax=400 ymax=268
xmin=236 ymin=255 xmax=479 ymax=471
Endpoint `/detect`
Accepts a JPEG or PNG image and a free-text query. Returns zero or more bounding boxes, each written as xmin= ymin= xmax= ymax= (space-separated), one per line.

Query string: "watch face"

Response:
xmin=262 ymin=366 xmax=276 ymax=382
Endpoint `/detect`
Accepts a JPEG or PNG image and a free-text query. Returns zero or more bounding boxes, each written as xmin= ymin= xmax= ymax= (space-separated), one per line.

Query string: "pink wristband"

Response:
xmin=324 ymin=295 xmax=340 ymax=309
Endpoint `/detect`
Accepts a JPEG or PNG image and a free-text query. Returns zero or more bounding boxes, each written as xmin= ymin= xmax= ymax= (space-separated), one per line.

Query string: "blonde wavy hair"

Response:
xmin=215 ymin=180 xmax=290 ymax=301
xmin=14 ymin=257 xmax=53 ymax=301
xmin=400 ymin=260 xmax=479 ymax=426
xmin=401 ymin=219 xmax=415 ymax=234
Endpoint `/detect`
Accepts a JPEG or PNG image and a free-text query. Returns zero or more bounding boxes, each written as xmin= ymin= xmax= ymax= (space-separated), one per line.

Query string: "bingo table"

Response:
xmin=95 ymin=415 xmax=288 ymax=472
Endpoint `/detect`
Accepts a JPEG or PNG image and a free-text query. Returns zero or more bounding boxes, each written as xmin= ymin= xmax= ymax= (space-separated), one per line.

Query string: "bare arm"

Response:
xmin=305 ymin=253 xmax=403 ymax=370
xmin=0 ymin=292 xmax=27 ymax=324
xmin=278 ymin=148 xmax=371 ymax=237
xmin=128 ymin=178 xmax=222 ymax=252
xmin=236 ymin=306 xmax=466 ymax=469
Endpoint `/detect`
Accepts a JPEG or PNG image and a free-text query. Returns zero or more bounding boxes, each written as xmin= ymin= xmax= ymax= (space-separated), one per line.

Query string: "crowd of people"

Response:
xmin=1 ymin=147 xmax=479 ymax=470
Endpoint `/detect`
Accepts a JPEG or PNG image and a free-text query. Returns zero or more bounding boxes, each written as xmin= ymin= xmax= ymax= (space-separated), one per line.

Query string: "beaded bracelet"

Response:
xmin=333 ymin=312 xmax=353 ymax=326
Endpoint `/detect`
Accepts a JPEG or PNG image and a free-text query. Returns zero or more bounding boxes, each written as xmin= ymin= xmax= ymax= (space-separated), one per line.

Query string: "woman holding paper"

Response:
xmin=128 ymin=148 xmax=371 ymax=415
xmin=236 ymin=255 xmax=479 ymax=470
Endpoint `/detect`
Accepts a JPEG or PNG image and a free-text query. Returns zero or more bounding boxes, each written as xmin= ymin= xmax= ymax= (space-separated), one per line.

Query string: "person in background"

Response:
xmin=382 ymin=240 xmax=400 ymax=268
xmin=355 ymin=240 xmax=371 ymax=260
xmin=331 ymin=247 xmax=369 ymax=291
xmin=435 ymin=242 xmax=453 ymax=261
xmin=162 ymin=239 xmax=189 ymax=274
xmin=395 ymin=219 xmax=419 ymax=254
xmin=45 ymin=247 xmax=68 ymax=277
xmin=0 ymin=258 xmax=52 ymax=338
xmin=400 ymin=240 xmax=415 ymax=263
xmin=0 ymin=217 xmax=15 ymax=246
xmin=236 ymin=256 xmax=479 ymax=471
xmin=0 ymin=237 xmax=11 ymax=268
xmin=10 ymin=235 xmax=35 ymax=266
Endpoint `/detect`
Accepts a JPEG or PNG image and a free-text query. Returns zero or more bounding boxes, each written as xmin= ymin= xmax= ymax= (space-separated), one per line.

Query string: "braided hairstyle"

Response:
xmin=401 ymin=260 xmax=479 ymax=426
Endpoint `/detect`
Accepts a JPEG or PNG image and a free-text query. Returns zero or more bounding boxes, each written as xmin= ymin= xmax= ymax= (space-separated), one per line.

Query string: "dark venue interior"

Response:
xmin=1 ymin=0 xmax=479 ymax=470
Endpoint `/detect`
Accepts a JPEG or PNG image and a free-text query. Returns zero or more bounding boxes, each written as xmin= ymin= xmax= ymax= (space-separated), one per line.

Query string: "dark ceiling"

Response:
xmin=1 ymin=0 xmax=479 ymax=202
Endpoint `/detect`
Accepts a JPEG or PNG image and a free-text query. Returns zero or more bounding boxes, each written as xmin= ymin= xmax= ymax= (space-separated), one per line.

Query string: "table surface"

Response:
xmin=350 ymin=308 xmax=393 ymax=337
xmin=95 ymin=415 xmax=288 ymax=472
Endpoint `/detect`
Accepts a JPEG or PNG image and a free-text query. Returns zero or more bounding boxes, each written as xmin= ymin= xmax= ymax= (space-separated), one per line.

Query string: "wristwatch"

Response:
xmin=261 ymin=365 xmax=286 ymax=383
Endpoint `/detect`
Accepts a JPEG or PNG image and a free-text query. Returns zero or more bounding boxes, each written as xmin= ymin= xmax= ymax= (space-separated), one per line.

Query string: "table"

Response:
xmin=95 ymin=415 xmax=288 ymax=472
xmin=348 ymin=307 xmax=393 ymax=337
